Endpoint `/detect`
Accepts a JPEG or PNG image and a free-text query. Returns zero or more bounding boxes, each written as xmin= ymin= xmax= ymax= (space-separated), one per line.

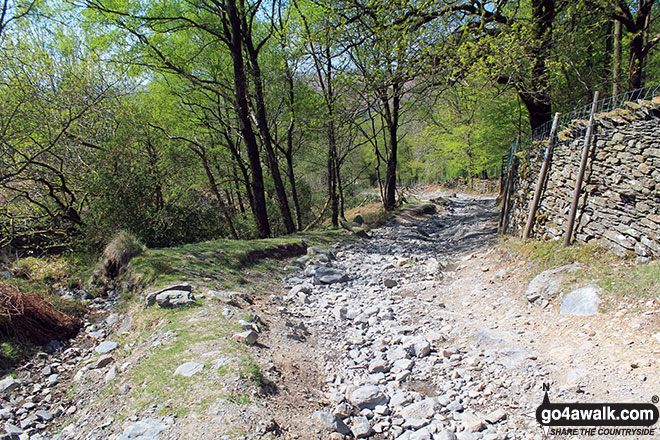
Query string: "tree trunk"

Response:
xmin=226 ymin=0 xmax=270 ymax=238
xmin=224 ymin=188 xmax=234 ymax=213
xmin=232 ymin=165 xmax=246 ymax=214
xmin=222 ymin=129 xmax=254 ymax=214
xmin=283 ymin=57 xmax=303 ymax=231
xmin=628 ymin=10 xmax=652 ymax=90
xmin=628 ymin=31 xmax=645 ymax=90
xmin=519 ymin=92 xmax=552 ymax=131
xmin=613 ymin=19 xmax=622 ymax=95
xmin=523 ymin=0 xmax=555 ymax=131
xmin=383 ymin=142 xmax=397 ymax=210
xmin=337 ymin=156 xmax=345 ymax=219
xmin=382 ymin=83 xmax=401 ymax=211
xmin=617 ymin=0 xmax=655 ymax=91
xmin=285 ymin=151 xmax=302 ymax=230
xmin=244 ymin=31 xmax=296 ymax=234
xmin=320 ymin=48 xmax=339 ymax=227
xmin=328 ymin=123 xmax=339 ymax=227
xmin=145 ymin=136 xmax=165 ymax=211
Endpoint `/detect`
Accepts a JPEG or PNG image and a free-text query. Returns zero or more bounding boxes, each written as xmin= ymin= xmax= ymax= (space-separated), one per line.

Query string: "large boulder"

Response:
xmin=525 ymin=263 xmax=579 ymax=303
xmin=306 ymin=247 xmax=336 ymax=259
xmin=400 ymin=397 xmax=442 ymax=422
xmin=145 ymin=283 xmax=193 ymax=307
xmin=313 ymin=266 xmax=349 ymax=284
xmin=233 ymin=330 xmax=258 ymax=346
xmin=0 ymin=377 xmax=20 ymax=394
xmin=405 ymin=336 xmax=431 ymax=358
xmin=314 ymin=411 xmax=350 ymax=435
xmin=155 ymin=290 xmax=195 ymax=308
xmin=95 ymin=341 xmax=118 ymax=354
xmin=116 ymin=418 xmax=167 ymax=440
xmin=560 ymin=285 xmax=601 ymax=315
xmin=174 ymin=362 xmax=204 ymax=378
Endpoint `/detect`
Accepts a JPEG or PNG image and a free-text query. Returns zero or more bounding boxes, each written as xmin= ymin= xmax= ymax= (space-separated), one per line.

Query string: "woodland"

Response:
xmin=2 ymin=0 xmax=660 ymax=251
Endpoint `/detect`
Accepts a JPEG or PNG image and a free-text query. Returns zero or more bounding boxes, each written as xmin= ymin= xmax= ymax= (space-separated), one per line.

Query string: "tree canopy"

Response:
xmin=1 ymin=0 xmax=659 ymax=251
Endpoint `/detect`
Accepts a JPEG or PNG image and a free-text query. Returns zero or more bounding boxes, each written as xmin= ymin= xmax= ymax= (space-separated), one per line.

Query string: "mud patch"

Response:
xmin=407 ymin=380 xmax=438 ymax=397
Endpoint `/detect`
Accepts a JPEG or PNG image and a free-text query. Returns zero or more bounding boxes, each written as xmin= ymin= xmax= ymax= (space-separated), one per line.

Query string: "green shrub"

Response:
xmin=11 ymin=257 xmax=70 ymax=282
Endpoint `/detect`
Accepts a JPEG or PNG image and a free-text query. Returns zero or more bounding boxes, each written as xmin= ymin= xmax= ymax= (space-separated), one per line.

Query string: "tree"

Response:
xmin=407 ymin=78 xmax=520 ymax=181
xmin=333 ymin=0 xmax=434 ymax=210
xmin=86 ymin=0 xmax=301 ymax=237
xmin=273 ymin=6 xmax=305 ymax=230
xmin=0 ymin=18 xmax=122 ymax=250
xmin=293 ymin=0 xmax=345 ymax=224
xmin=603 ymin=0 xmax=660 ymax=90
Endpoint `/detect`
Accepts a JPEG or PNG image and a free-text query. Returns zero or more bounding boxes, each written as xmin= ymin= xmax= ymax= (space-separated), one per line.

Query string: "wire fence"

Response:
xmin=505 ymin=137 xmax=518 ymax=169
xmin=529 ymin=82 xmax=660 ymax=143
xmin=502 ymin=82 xmax=660 ymax=172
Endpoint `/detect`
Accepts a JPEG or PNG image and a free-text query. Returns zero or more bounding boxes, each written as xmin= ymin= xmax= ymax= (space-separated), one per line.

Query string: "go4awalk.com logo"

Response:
xmin=535 ymin=384 xmax=660 ymax=437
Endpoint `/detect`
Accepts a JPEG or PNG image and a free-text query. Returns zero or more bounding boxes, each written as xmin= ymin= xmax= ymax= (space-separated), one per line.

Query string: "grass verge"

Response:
xmin=126 ymin=230 xmax=346 ymax=291
xmin=499 ymin=236 xmax=660 ymax=307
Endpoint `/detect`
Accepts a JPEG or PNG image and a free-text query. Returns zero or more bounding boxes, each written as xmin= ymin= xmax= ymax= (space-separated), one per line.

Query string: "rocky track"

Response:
xmin=260 ymin=193 xmax=659 ymax=440
xmin=270 ymin=195 xmax=542 ymax=440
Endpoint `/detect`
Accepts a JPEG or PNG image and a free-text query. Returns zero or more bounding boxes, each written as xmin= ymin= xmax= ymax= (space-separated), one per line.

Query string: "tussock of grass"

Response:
xmin=240 ymin=359 xmax=262 ymax=387
xmin=92 ymin=231 xmax=145 ymax=284
xmin=500 ymin=236 xmax=660 ymax=301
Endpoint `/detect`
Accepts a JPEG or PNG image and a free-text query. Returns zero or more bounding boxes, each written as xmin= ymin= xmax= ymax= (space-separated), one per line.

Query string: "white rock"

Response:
xmin=410 ymin=427 xmax=432 ymax=440
xmin=349 ymin=385 xmax=388 ymax=409
xmin=174 ymin=362 xmax=204 ymax=377
xmin=314 ymin=410 xmax=350 ymax=434
xmin=560 ymin=285 xmax=601 ymax=315
xmin=392 ymin=358 xmax=414 ymax=373
xmin=0 ymin=377 xmax=20 ymax=394
xmin=410 ymin=336 xmax=431 ymax=358
xmin=334 ymin=307 xmax=348 ymax=321
xmin=105 ymin=365 xmax=117 ymax=384
xmin=368 ymin=359 xmax=388 ymax=374
xmin=95 ymin=341 xmax=118 ymax=354
xmin=401 ymin=398 xmax=441 ymax=422
xmin=351 ymin=416 xmax=372 ymax=438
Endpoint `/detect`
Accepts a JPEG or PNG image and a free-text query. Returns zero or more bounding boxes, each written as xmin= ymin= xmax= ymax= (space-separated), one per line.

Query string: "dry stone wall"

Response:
xmin=509 ymin=96 xmax=660 ymax=260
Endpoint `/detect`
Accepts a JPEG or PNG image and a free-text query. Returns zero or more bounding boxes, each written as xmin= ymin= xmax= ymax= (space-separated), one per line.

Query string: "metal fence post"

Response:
xmin=563 ymin=91 xmax=600 ymax=247
xmin=523 ymin=112 xmax=561 ymax=240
